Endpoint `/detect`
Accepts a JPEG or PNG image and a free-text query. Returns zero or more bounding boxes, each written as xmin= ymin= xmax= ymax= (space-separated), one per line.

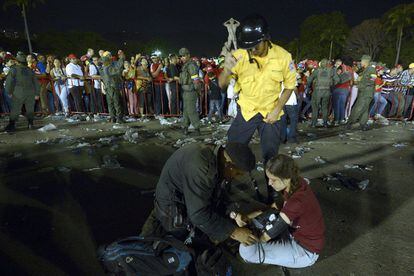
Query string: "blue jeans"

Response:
xmin=370 ymin=92 xmax=387 ymax=116
xmin=220 ymin=92 xmax=227 ymax=115
xmin=332 ymin=88 xmax=349 ymax=122
xmin=228 ymin=109 xmax=281 ymax=163
xmin=280 ymin=105 xmax=299 ymax=142
xmin=240 ymin=235 xmax=319 ymax=268
xmin=208 ymin=99 xmax=222 ymax=121
xmin=2 ymin=88 xmax=12 ymax=113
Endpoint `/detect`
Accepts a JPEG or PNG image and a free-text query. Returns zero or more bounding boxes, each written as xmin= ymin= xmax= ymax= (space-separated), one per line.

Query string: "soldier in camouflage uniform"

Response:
xmin=3 ymin=52 xmax=40 ymax=132
xmin=347 ymin=55 xmax=376 ymax=131
xmin=306 ymin=58 xmax=339 ymax=127
xmin=179 ymin=48 xmax=202 ymax=135
xmin=99 ymin=50 xmax=125 ymax=123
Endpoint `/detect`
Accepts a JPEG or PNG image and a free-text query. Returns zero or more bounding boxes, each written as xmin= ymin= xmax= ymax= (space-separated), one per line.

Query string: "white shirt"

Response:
xmin=65 ymin=63 xmax=84 ymax=88
xmin=285 ymin=90 xmax=297 ymax=105
xmin=89 ymin=64 xmax=101 ymax=89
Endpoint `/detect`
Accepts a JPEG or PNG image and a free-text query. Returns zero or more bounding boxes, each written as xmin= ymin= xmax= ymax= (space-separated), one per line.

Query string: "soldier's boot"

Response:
xmin=116 ymin=117 xmax=125 ymax=124
xmin=28 ymin=119 xmax=34 ymax=130
xmin=4 ymin=120 xmax=16 ymax=132
xmin=109 ymin=117 xmax=116 ymax=123
xmin=194 ymin=128 xmax=201 ymax=136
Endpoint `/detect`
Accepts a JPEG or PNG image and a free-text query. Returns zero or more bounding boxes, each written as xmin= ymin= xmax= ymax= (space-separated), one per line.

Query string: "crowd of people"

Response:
xmin=1 ymin=45 xmax=413 ymax=135
xmin=1 ymin=13 xmax=413 ymax=273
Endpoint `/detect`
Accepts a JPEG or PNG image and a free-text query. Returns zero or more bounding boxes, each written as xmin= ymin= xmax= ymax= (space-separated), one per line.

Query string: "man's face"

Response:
xmin=99 ymin=50 xmax=104 ymax=57
xmin=0 ymin=51 xmax=5 ymax=59
xmin=38 ymin=55 xmax=45 ymax=63
xmin=361 ymin=60 xmax=369 ymax=68
xmin=180 ymin=54 xmax=190 ymax=63
xmin=92 ymin=58 xmax=99 ymax=65
xmin=26 ymin=55 xmax=34 ymax=64
xmin=70 ymin=58 xmax=77 ymax=64
xmin=88 ymin=49 xmax=94 ymax=56
xmin=249 ymin=40 xmax=268 ymax=57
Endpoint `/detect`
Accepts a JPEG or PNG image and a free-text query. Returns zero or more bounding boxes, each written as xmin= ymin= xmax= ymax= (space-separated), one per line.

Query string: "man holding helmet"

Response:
xmin=219 ymin=14 xmax=297 ymax=202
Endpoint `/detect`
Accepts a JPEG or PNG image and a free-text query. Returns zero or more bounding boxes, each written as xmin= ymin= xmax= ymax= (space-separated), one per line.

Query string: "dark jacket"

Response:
xmin=155 ymin=144 xmax=236 ymax=242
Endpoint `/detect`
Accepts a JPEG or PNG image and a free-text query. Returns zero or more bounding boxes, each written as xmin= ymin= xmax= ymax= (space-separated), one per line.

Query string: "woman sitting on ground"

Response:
xmin=233 ymin=154 xmax=325 ymax=268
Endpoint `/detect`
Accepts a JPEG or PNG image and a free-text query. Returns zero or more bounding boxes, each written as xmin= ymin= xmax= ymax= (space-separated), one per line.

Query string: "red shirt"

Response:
xmin=335 ymin=65 xmax=353 ymax=90
xmin=151 ymin=63 xmax=165 ymax=82
xmin=375 ymin=77 xmax=383 ymax=92
xmin=282 ymin=178 xmax=325 ymax=253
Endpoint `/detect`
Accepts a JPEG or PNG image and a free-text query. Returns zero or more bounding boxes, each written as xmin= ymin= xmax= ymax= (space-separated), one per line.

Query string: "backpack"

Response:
xmin=316 ymin=68 xmax=333 ymax=90
xmin=97 ymin=235 xmax=193 ymax=276
xmin=196 ymin=247 xmax=233 ymax=276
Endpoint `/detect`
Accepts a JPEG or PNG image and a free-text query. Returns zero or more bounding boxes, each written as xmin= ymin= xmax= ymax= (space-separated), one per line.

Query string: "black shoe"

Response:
xmin=109 ymin=117 xmax=116 ymax=123
xmin=28 ymin=119 xmax=34 ymax=130
xmin=194 ymin=129 xmax=201 ymax=136
xmin=361 ymin=125 xmax=370 ymax=131
xmin=4 ymin=120 xmax=16 ymax=132
xmin=323 ymin=122 xmax=329 ymax=128
xmin=116 ymin=117 xmax=125 ymax=124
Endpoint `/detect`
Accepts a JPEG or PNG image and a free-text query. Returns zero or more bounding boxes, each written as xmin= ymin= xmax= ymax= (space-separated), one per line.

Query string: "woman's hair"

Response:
xmin=265 ymin=154 xmax=301 ymax=197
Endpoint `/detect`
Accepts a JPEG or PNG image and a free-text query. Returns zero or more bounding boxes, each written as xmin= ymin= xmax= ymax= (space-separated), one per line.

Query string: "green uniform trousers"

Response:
xmin=311 ymin=89 xmax=331 ymax=124
xmin=348 ymin=90 xmax=373 ymax=126
xmin=182 ymin=91 xmax=200 ymax=129
xmin=106 ymin=88 xmax=123 ymax=119
xmin=10 ymin=94 xmax=35 ymax=121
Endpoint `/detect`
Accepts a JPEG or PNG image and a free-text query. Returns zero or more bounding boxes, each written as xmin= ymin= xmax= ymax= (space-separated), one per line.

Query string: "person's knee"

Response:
xmin=239 ymin=244 xmax=259 ymax=264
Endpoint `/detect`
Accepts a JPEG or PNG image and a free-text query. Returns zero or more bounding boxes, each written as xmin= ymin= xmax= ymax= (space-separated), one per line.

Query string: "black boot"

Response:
xmin=28 ymin=119 xmax=34 ymax=130
xmin=4 ymin=120 xmax=16 ymax=132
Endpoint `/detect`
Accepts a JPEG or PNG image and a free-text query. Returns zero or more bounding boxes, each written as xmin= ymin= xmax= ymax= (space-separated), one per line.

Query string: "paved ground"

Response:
xmin=0 ymin=115 xmax=413 ymax=275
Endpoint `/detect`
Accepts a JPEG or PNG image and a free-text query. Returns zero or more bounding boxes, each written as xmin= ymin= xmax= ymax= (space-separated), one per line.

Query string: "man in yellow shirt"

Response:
xmin=219 ymin=14 xmax=297 ymax=202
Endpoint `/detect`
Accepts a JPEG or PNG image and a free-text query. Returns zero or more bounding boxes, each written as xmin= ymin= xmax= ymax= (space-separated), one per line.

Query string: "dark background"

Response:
xmin=0 ymin=0 xmax=408 ymax=56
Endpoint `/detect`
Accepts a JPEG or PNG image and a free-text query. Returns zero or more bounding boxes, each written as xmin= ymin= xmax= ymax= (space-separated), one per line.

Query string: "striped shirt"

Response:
xmin=381 ymin=72 xmax=398 ymax=94
xmin=397 ymin=70 xmax=414 ymax=95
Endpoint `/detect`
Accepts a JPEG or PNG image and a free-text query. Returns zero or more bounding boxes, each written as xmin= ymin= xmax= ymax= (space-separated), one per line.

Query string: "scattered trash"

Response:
xmin=306 ymin=133 xmax=317 ymax=139
xmin=35 ymin=139 xmax=50 ymax=144
xmin=83 ymin=167 xmax=101 ymax=172
xmin=218 ymin=124 xmax=231 ymax=131
xmin=323 ymin=173 xmax=369 ymax=191
xmin=72 ymin=142 xmax=90 ymax=149
xmin=289 ymin=146 xmax=311 ymax=159
xmin=57 ymin=135 xmax=75 ymax=144
xmin=101 ymin=155 xmax=122 ymax=169
xmin=113 ymin=124 xmax=125 ymax=129
xmin=48 ymin=114 xmax=66 ymax=121
xmin=328 ymin=186 xmax=342 ymax=192
xmin=155 ymin=132 xmax=166 ymax=139
xmin=57 ymin=166 xmax=71 ymax=173
xmin=392 ymin=143 xmax=408 ymax=148
xmin=159 ymin=117 xmax=178 ymax=126
xmin=99 ymin=136 xmax=117 ymax=145
xmin=314 ymin=156 xmax=327 ymax=164
xmin=125 ymin=117 xmax=138 ymax=122
xmin=174 ymin=138 xmax=197 ymax=148
xmin=344 ymin=164 xmax=373 ymax=171
xmin=123 ymin=129 xmax=139 ymax=143
xmin=13 ymin=152 xmax=22 ymax=158
xmin=38 ymin=123 xmax=57 ymax=132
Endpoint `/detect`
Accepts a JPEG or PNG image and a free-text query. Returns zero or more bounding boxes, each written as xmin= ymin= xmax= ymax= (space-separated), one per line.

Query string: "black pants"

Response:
xmin=69 ymin=86 xmax=84 ymax=112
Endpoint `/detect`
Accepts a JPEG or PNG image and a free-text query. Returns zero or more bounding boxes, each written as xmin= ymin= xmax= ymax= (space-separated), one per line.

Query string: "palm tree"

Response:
xmin=385 ymin=3 xmax=414 ymax=65
xmin=3 ymin=0 xmax=45 ymax=53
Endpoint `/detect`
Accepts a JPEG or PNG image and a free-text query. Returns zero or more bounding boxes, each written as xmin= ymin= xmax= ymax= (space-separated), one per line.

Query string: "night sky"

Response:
xmin=0 ymin=0 xmax=409 ymax=56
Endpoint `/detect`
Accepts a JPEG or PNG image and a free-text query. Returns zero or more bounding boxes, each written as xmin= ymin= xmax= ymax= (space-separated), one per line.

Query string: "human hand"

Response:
xmin=260 ymin=232 xmax=271 ymax=243
xmin=223 ymin=52 xmax=238 ymax=72
xmin=230 ymin=227 xmax=258 ymax=245
xmin=263 ymin=109 xmax=281 ymax=124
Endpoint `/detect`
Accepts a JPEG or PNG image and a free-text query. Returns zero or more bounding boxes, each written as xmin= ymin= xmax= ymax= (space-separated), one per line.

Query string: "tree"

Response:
xmin=346 ymin=19 xmax=385 ymax=60
xmin=384 ymin=3 xmax=414 ymax=65
xmin=299 ymin=11 xmax=349 ymax=60
xmin=3 ymin=0 xmax=45 ymax=54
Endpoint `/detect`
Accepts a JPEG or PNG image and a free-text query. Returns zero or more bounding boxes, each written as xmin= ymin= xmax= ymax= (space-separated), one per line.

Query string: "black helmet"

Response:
xmin=236 ymin=14 xmax=270 ymax=49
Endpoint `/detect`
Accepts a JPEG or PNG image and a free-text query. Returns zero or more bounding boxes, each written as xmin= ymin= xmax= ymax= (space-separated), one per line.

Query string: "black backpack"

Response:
xmin=97 ymin=235 xmax=193 ymax=276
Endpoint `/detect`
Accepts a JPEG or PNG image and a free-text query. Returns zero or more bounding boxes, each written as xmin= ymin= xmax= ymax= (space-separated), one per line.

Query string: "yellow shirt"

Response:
xmin=231 ymin=43 xmax=297 ymax=121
